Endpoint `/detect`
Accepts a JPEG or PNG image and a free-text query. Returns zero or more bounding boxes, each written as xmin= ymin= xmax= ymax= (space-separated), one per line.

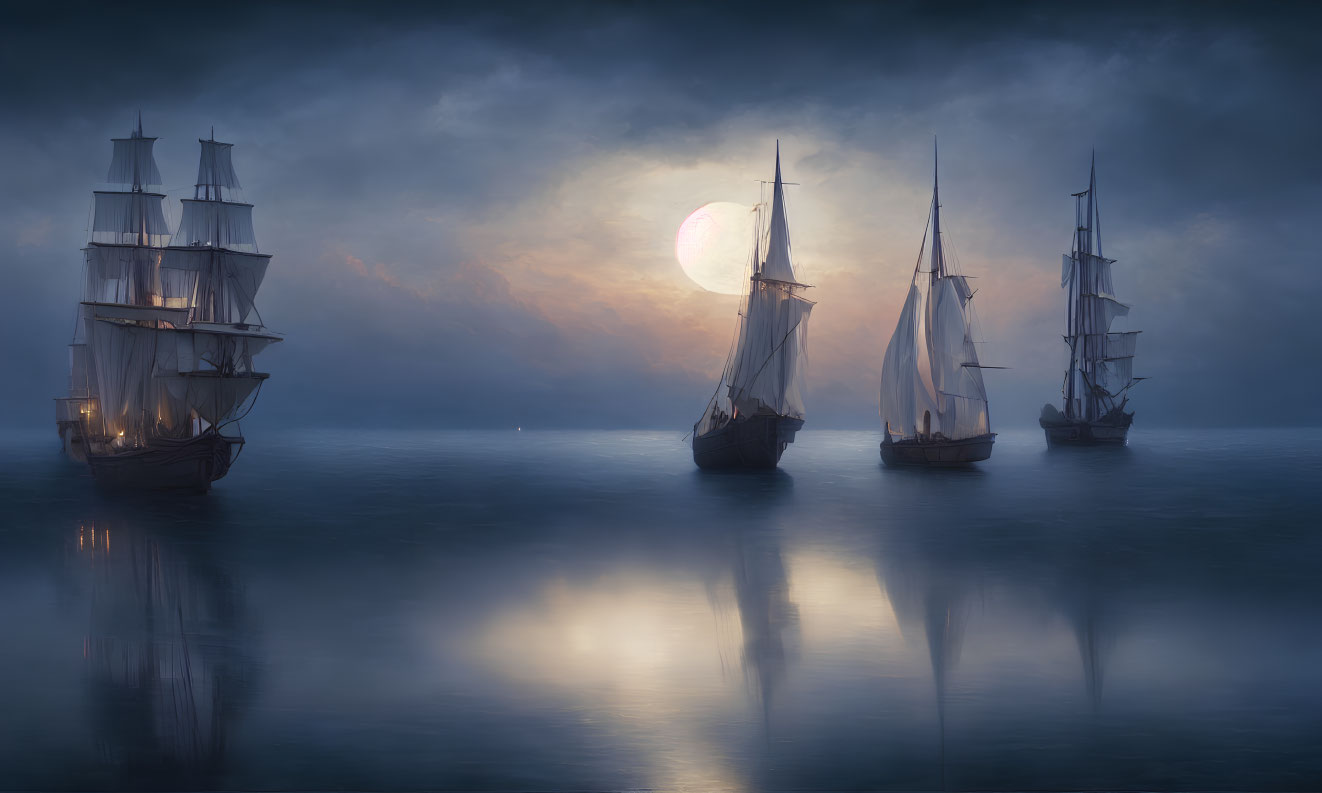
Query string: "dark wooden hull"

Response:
xmin=693 ymin=415 xmax=804 ymax=470
xmin=86 ymin=433 xmax=243 ymax=493
xmin=1040 ymin=415 xmax=1132 ymax=446
xmin=880 ymin=433 xmax=996 ymax=467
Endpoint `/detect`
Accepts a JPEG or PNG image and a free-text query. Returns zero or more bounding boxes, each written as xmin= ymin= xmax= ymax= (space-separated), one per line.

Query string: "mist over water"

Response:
xmin=1 ymin=428 xmax=1320 ymax=791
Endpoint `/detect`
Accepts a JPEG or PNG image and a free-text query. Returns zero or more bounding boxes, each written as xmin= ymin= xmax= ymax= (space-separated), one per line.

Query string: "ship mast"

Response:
xmin=931 ymin=139 xmax=945 ymax=283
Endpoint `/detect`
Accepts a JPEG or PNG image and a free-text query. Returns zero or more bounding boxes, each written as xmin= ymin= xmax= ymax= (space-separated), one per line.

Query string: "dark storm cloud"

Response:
xmin=2 ymin=1 xmax=1318 ymax=429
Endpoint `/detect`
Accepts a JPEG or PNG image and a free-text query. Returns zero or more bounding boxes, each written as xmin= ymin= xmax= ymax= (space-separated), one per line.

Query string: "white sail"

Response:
xmin=92 ymin=191 xmax=171 ymax=246
xmin=1078 ymin=252 xmax=1115 ymax=297
xmin=928 ymin=276 xmax=989 ymax=439
xmin=196 ymin=140 xmax=241 ymax=192
xmin=880 ymin=283 xmax=939 ymax=439
xmin=106 ymin=136 xmax=163 ymax=189
xmin=761 ymin=146 xmax=795 ymax=283
xmin=174 ymin=200 xmax=257 ymax=252
xmin=162 ymin=248 xmax=271 ymax=322
xmin=154 ymin=326 xmax=277 ymax=375
xmin=89 ymin=319 xmax=159 ymax=443
xmin=727 ymin=281 xmax=813 ymax=417
xmin=725 ymin=146 xmax=812 ymax=419
xmin=83 ymin=244 xmax=162 ymax=305
xmin=1078 ymin=294 xmax=1129 ymax=333
xmin=180 ymin=375 xmax=263 ymax=426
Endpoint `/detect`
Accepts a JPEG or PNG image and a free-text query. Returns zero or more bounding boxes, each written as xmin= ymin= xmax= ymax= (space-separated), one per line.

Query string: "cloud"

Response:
xmin=1 ymin=2 xmax=1318 ymax=429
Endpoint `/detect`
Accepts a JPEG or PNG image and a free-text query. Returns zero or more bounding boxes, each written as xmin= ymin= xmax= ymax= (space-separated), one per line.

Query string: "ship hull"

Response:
xmin=880 ymin=433 xmax=996 ymax=467
xmin=693 ymin=415 xmax=804 ymax=470
xmin=1040 ymin=414 xmax=1132 ymax=446
xmin=86 ymin=433 xmax=243 ymax=493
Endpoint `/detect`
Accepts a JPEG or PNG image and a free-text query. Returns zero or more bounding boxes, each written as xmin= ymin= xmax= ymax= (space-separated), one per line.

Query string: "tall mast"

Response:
xmin=1091 ymin=152 xmax=1102 ymax=258
xmin=1084 ymin=151 xmax=1095 ymax=257
xmin=931 ymin=138 xmax=944 ymax=282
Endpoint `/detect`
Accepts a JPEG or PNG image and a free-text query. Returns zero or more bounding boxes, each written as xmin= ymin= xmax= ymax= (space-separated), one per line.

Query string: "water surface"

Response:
xmin=1 ymin=428 xmax=1320 ymax=791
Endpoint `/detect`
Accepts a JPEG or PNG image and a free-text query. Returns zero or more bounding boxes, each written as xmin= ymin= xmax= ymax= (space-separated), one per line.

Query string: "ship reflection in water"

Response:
xmin=68 ymin=520 xmax=256 ymax=790
xmin=1 ymin=428 xmax=1321 ymax=790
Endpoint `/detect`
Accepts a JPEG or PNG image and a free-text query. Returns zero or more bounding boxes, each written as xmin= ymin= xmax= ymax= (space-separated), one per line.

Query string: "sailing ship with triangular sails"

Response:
xmin=1039 ymin=155 xmax=1142 ymax=445
xmin=880 ymin=146 xmax=996 ymax=466
xmin=54 ymin=118 xmax=281 ymax=491
xmin=692 ymin=145 xmax=815 ymax=469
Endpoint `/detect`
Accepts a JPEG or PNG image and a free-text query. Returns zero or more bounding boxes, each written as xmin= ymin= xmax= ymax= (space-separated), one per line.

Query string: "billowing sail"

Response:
xmin=928 ymin=276 xmax=988 ymax=439
xmin=880 ymin=284 xmax=938 ymax=438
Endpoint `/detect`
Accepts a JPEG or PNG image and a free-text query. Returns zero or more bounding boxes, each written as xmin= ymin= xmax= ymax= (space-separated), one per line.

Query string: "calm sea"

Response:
xmin=1 ymin=427 xmax=1320 ymax=792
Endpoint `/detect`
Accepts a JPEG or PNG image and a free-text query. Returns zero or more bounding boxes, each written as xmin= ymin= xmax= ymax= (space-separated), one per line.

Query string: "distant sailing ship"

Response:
xmin=880 ymin=145 xmax=996 ymax=466
xmin=54 ymin=117 xmax=280 ymax=491
xmin=692 ymin=144 xmax=815 ymax=469
xmin=1039 ymin=155 xmax=1142 ymax=445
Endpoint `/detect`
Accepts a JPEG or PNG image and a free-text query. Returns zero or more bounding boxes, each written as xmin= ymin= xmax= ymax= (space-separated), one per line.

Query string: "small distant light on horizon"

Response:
xmin=517 ymin=426 xmax=522 ymax=431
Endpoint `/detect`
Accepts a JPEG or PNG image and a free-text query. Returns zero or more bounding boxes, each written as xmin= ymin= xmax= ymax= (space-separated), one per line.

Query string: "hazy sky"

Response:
xmin=2 ymin=2 xmax=1317 ymax=430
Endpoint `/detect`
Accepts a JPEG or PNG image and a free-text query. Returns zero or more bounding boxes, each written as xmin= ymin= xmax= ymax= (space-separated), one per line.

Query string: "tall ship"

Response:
xmin=692 ymin=144 xmax=814 ymax=469
xmin=1039 ymin=156 xmax=1142 ymax=445
xmin=879 ymin=146 xmax=996 ymax=466
xmin=54 ymin=117 xmax=280 ymax=491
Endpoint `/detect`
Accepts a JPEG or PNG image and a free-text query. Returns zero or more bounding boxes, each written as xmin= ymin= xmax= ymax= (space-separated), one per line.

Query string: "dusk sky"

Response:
xmin=3 ymin=1 xmax=1317 ymax=430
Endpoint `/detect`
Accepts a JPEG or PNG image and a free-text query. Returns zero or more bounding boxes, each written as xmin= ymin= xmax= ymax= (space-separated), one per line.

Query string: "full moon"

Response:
xmin=675 ymin=202 xmax=752 ymax=295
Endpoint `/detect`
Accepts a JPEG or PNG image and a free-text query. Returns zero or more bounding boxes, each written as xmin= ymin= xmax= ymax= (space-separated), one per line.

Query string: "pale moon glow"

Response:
xmin=675 ymin=202 xmax=751 ymax=295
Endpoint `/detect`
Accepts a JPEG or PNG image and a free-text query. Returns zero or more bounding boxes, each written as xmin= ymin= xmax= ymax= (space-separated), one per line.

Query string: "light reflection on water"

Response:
xmin=1 ymin=428 xmax=1320 ymax=791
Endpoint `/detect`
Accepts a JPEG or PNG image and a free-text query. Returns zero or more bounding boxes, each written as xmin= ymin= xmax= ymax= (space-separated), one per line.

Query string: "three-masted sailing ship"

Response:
xmin=692 ymin=145 xmax=815 ymax=469
xmin=1039 ymin=156 xmax=1142 ymax=445
xmin=879 ymin=146 xmax=996 ymax=466
xmin=54 ymin=117 xmax=280 ymax=491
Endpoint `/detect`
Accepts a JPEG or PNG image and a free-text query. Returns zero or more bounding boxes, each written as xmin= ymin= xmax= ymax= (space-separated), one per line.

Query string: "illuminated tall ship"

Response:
xmin=54 ymin=117 xmax=280 ymax=491
xmin=1039 ymin=156 xmax=1142 ymax=445
xmin=880 ymin=145 xmax=997 ymax=466
xmin=692 ymin=144 xmax=815 ymax=469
